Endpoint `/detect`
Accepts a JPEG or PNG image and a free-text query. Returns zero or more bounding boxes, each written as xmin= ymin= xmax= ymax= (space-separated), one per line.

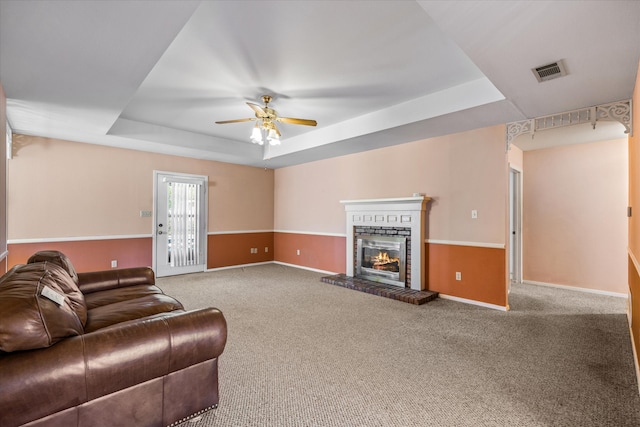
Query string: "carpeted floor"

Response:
xmin=158 ymin=264 xmax=640 ymax=426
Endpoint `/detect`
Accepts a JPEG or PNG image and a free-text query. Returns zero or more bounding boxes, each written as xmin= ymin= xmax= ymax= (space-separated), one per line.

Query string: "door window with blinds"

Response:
xmin=154 ymin=172 xmax=207 ymax=277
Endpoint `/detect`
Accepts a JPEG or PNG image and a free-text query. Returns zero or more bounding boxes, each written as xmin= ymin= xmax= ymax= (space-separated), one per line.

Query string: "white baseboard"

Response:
xmin=8 ymin=234 xmax=152 ymax=244
xmin=272 ymin=261 xmax=338 ymax=275
xmin=523 ymin=280 xmax=627 ymax=298
xmin=207 ymin=261 xmax=339 ymax=276
xmin=206 ymin=261 xmax=273 ymax=272
xmin=438 ymin=293 xmax=509 ymax=311
xmin=426 ymin=239 xmax=505 ymax=249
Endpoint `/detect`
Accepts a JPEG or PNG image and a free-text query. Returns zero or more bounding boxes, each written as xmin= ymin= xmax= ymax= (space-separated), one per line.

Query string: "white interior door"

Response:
xmin=154 ymin=171 xmax=207 ymax=277
xmin=509 ymin=167 xmax=522 ymax=289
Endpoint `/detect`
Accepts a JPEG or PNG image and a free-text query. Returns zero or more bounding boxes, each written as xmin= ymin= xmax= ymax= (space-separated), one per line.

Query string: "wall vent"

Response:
xmin=532 ymin=60 xmax=567 ymax=82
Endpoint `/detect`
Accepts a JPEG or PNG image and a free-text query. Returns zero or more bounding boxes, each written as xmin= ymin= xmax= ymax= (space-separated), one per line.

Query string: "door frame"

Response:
xmin=153 ymin=170 xmax=208 ymax=277
xmin=509 ymin=166 xmax=523 ymax=290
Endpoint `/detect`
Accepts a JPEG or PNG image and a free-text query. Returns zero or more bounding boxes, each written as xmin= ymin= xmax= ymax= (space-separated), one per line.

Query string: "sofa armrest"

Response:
xmin=0 ymin=336 xmax=86 ymax=427
xmin=83 ymin=307 xmax=227 ymax=400
xmin=78 ymin=267 xmax=155 ymax=294
xmin=0 ymin=307 xmax=227 ymax=427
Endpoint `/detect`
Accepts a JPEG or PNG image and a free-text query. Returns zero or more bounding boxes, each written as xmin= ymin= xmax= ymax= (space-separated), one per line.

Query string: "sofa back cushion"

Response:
xmin=42 ymin=262 xmax=88 ymax=326
xmin=0 ymin=262 xmax=85 ymax=352
xmin=28 ymin=250 xmax=79 ymax=286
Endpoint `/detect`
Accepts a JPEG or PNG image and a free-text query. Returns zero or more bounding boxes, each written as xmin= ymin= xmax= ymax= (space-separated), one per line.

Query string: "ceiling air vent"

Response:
xmin=532 ymin=60 xmax=567 ymax=83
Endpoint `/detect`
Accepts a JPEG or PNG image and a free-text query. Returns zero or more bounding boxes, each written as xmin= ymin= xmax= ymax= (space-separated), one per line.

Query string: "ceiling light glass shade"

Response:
xmin=250 ymin=124 xmax=263 ymax=145
xmin=267 ymin=128 xmax=280 ymax=146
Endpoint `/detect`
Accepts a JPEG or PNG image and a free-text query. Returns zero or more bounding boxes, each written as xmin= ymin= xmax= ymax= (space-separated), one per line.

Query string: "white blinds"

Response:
xmin=167 ymin=180 xmax=202 ymax=267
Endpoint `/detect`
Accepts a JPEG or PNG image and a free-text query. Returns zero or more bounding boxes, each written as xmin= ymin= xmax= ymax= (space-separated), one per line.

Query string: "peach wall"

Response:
xmin=631 ymin=60 xmax=640 ymax=267
xmin=632 ymin=136 xmax=639 ymax=267
xmin=275 ymin=125 xmax=508 ymax=245
xmin=508 ymin=143 xmax=524 ymax=171
xmin=629 ymin=59 xmax=640 ymax=372
xmin=7 ymin=238 xmax=151 ymax=272
xmin=7 ymin=232 xmax=277 ymax=272
xmin=428 ymin=243 xmax=506 ymax=307
xmin=523 ymin=138 xmax=628 ymax=293
xmin=208 ymin=232 xmax=274 ymax=268
xmin=6 ymin=135 xmax=273 ymax=270
xmin=0 ymin=82 xmax=6 ymax=273
xmin=630 ymin=256 xmax=640 ymax=363
xmin=274 ymin=125 xmax=509 ymax=307
xmin=271 ymin=230 xmax=507 ymax=307
xmin=274 ymin=232 xmax=346 ymax=273
xmin=7 ymin=135 xmax=274 ymax=239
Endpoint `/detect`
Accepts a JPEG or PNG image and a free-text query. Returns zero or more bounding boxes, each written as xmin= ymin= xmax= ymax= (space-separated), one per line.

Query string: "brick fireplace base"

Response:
xmin=320 ymin=274 xmax=438 ymax=305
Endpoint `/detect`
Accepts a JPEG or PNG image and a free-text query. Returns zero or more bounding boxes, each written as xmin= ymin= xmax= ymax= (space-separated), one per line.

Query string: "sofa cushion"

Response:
xmin=0 ymin=264 xmax=23 ymax=286
xmin=0 ymin=263 xmax=85 ymax=352
xmin=42 ymin=262 xmax=88 ymax=326
xmin=18 ymin=262 xmax=88 ymax=327
xmin=83 ymin=284 xmax=164 ymax=310
xmin=84 ymin=294 xmax=184 ymax=333
xmin=28 ymin=250 xmax=79 ymax=286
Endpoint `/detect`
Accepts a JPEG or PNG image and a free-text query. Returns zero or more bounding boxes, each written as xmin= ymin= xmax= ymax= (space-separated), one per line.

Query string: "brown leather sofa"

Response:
xmin=0 ymin=251 xmax=227 ymax=427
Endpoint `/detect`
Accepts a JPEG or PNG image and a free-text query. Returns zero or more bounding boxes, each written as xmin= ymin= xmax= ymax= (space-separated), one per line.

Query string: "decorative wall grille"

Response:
xmin=506 ymin=99 xmax=632 ymax=150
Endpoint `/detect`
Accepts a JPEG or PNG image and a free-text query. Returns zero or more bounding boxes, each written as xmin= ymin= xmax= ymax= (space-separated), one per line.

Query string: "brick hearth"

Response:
xmin=321 ymin=274 xmax=438 ymax=305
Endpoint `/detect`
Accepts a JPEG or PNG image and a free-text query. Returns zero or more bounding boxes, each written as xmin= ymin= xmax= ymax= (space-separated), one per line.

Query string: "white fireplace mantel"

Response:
xmin=341 ymin=196 xmax=430 ymax=291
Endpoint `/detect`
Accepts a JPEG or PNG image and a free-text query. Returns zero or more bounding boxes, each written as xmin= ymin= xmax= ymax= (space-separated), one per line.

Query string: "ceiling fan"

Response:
xmin=216 ymin=95 xmax=317 ymax=146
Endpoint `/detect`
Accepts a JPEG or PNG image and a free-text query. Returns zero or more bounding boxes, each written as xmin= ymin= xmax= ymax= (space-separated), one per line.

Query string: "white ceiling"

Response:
xmin=1 ymin=1 xmax=639 ymax=168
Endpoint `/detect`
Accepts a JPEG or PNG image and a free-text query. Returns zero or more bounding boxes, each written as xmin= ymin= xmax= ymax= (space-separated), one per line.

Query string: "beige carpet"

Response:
xmin=158 ymin=264 xmax=640 ymax=426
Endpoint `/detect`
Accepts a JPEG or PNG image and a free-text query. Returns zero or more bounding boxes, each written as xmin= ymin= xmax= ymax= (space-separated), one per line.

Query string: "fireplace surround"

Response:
xmin=341 ymin=196 xmax=430 ymax=291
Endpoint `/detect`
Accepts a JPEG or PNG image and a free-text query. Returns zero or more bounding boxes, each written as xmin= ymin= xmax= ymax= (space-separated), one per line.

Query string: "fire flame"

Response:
xmin=373 ymin=250 xmax=399 ymax=269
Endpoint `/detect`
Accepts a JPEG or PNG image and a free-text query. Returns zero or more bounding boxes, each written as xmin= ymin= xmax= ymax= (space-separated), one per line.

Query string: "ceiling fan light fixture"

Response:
xmin=217 ymin=94 xmax=316 ymax=147
xmin=267 ymin=128 xmax=280 ymax=146
xmin=250 ymin=123 xmax=263 ymax=145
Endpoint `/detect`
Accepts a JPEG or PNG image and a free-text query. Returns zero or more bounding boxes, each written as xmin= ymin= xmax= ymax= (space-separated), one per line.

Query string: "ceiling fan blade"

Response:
xmin=247 ymin=102 xmax=268 ymax=118
xmin=277 ymin=117 xmax=317 ymax=126
xmin=215 ymin=118 xmax=254 ymax=124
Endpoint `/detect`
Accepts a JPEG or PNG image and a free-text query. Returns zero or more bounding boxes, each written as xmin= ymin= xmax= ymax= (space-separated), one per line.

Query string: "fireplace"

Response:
xmin=341 ymin=196 xmax=430 ymax=291
xmin=356 ymin=235 xmax=406 ymax=287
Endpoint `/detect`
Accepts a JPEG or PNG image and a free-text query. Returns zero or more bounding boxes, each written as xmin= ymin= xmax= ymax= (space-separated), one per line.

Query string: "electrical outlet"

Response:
xmin=296 ymin=249 xmax=301 ymax=256
xmin=265 ymin=247 xmax=269 ymax=253
xmin=111 ymin=260 xmax=118 ymax=268
xmin=455 ymin=272 xmax=462 ymax=281
xmin=471 ymin=210 xmax=478 ymax=219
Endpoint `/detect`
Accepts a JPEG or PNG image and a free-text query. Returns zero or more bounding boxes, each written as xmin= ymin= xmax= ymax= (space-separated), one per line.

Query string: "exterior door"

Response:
xmin=154 ymin=171 xmax=207 ymax=277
